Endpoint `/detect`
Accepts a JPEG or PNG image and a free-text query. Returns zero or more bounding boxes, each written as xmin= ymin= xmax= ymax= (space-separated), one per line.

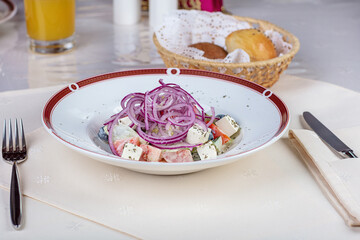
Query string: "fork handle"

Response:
xmin=10 ymin=162 xmax=22 ymax=229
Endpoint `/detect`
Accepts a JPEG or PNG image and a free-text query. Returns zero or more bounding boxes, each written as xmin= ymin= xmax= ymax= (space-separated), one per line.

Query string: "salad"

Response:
xmin=98 ymin=80 xmax=241 ymax=163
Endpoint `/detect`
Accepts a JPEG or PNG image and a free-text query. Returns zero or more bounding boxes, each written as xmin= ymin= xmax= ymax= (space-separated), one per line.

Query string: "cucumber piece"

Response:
xmin=213 ymin=136 xmax=223 ymax=153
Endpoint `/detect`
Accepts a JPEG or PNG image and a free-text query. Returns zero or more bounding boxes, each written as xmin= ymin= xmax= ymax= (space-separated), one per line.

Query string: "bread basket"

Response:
xmin=153 ymin=15 xmax=300 ymax=87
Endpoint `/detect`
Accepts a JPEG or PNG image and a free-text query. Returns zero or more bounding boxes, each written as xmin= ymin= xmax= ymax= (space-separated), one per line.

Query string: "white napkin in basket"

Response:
xmin=289 ymin=127 xmax=360 ymax=226
xmin=155 ymin=10 xmax=291 ymax=63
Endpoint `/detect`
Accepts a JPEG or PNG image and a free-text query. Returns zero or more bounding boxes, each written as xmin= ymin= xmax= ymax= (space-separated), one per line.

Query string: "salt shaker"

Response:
xmin=113 ymin=0 xmax=141 ymax=25
xmin=149 ymin=0 xmax=178 ymax=30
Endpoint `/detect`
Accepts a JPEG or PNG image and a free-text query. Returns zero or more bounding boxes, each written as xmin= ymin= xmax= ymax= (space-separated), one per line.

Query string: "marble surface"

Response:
xmin=226 ymin=0 xmax=360 ymax=92
xmin=0 ymin=0 xmax=359 ymax=92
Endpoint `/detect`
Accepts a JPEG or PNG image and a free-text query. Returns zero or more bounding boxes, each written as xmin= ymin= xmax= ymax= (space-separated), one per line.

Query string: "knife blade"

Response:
xmin=303 ymin=111 xmax=357 ymax=158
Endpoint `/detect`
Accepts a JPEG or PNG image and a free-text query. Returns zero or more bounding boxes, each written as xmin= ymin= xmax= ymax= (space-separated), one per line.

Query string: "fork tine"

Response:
xmin=20 ymin=119 xmax=26 ymax=151
xmin=8 ymin=119 xmax=13 ymax=152
xmin=14 ymin=119 xmax=19 ymax=152
xmin=2 ymin=119 xmax=6 ymax=152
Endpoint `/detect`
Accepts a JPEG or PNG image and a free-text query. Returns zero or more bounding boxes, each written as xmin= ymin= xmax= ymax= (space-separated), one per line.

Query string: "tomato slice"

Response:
xmin=209 ymin=124 xmax=230 ymax=144
xmin=162 ymin=149 xmax=193 ymax=163
xmin=113 ymin=137 xmax=140 ymax=156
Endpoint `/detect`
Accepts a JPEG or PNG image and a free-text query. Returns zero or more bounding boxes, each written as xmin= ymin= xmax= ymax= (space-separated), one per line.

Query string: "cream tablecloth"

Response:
xmin=1 ymin=74 xmax=360 ymax=239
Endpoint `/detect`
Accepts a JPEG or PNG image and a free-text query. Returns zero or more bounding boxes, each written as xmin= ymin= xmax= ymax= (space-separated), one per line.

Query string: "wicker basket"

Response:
xmin=153 ymin=16 xmax=300 ymax=87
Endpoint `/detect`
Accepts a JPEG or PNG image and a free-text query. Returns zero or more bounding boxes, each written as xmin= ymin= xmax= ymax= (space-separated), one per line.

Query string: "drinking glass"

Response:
xmin=23 ymin=0 xmax=75 ymax=54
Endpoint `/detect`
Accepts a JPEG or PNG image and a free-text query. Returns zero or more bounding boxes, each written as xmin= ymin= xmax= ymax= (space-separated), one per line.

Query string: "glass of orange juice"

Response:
xmin=24 ymin=0 xmax=76 ymax=54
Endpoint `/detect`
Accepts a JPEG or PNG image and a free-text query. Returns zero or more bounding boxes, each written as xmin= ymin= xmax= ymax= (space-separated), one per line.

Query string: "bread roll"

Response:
xmin=189 ymin=42 xmax=228 ymax=59
xmin=225 ymin=29 xmax=277 ymax=61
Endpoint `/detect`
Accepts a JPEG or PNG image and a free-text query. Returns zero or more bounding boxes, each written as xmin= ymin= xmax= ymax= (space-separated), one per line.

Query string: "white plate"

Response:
xmin=42 ymin=68 xmax=289 ymax=175
xmin=0 ymin=0 xmax=16 ymax=24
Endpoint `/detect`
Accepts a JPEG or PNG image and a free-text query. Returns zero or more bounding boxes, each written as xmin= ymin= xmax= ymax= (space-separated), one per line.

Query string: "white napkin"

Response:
xmin=289 ymin=127 xmax=360 ymax=226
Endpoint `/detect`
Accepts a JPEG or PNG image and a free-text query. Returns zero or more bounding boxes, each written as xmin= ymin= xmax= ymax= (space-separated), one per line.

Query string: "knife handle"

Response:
xmin=345 ymin=150 xmax=357 ymax=158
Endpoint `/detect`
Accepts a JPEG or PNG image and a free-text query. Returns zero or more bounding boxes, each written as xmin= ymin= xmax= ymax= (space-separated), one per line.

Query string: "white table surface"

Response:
xmin=0 ymin=0 xmax=359 ymax=92
xmin=1 ymin=0 xmax=360 ymax=239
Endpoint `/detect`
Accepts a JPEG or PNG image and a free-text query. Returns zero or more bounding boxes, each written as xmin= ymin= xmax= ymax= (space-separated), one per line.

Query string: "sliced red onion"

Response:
xmin=194 ymin=118 xmax=208 ymax=131
xmin=107 ymin=112 xmax=125 ymax=156
xmin=206 ymin=107 xmax=216 ymax=127
xmin=104 ymin=79 xmax=216 ymax=151
xmin=151 ymin=142 xmax=202 ymax=150
xmin=144 ymin=91 xmax=150 ymax=131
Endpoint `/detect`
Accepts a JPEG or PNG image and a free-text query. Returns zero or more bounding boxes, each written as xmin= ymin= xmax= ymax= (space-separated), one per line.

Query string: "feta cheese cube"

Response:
xmin=215 ymin=115 xmax=239 ymax=137
xmin=118 ymin=116 xmax=132 ymax=126
xmin=112 ymin=123 xmax=137 ymax=141
xmin=112 ymin=122 xmax=147 ymax=145
xmin=186 ymin=124 xmax=211 ymax=145
xmin=197 ymin=142 xmax=217 ymax=160
xmin=121 ymin=143 xmax=143 ymax=161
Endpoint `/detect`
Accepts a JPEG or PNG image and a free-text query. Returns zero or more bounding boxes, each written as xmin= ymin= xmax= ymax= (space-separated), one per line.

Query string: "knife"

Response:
xmin=303 ymin=111 xmax=357 ymax=158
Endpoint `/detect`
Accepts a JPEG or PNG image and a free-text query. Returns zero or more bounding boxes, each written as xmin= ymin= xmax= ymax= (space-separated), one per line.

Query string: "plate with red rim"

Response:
xmin=42 ymin=68 xmax=289 ymax=175
xmin=0 ymin=0 xmax=17 ymax=24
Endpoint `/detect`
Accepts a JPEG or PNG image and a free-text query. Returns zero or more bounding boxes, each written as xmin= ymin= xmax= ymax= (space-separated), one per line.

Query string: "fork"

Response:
xmin=2 ymin=119 xmax=27 ymax=229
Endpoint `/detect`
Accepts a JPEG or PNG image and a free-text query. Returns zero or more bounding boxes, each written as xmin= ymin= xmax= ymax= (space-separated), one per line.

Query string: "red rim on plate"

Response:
xmin=42 ymin=68 xmax=289 ymax=164
xmin=0 ymin=0 xmax=17 ymax=24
